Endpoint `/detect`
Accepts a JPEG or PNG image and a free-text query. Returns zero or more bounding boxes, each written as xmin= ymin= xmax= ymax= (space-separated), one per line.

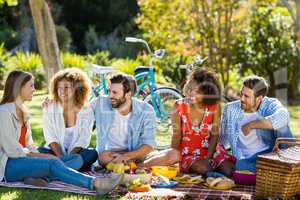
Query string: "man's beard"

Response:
xmin=111 ymin=96 xmax=127 ymax=108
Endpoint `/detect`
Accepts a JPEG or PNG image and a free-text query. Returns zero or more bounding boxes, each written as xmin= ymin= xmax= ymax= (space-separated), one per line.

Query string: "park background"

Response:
xmin=0 ymin=0 xmax=300 ymax=199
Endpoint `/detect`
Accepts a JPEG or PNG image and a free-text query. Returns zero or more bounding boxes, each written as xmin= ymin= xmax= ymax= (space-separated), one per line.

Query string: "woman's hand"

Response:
xmin=41 ymin=96 xmax=53 ymax=108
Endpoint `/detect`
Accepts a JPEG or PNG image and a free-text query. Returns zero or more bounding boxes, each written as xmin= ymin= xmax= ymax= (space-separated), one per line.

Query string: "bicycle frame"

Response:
xmin=90 ymin=74 xmax=109 ymax=100
xmin=134 ymin=67 xmax=167 ymax=120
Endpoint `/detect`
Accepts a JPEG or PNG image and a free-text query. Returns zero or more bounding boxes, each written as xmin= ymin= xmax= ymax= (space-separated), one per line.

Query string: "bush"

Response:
xmin=5 ymin=51 xmax=45 ymax=89
xmin=0 ymin=27 xmax=20 ymax=49
xmin=0 ymin=43 xmax=10 ymax=88
xmin=111 ymin=58 xmax=141 ymax=75
xmin=86 ymin=51 xmax=112 ymax=66
xmin=61 ymin=52 xmax=86 ymax=69
xmin=84 ymin=26 xmax=99 ymax=53
xmin=56 ymin=25 xmax=72 ymax=51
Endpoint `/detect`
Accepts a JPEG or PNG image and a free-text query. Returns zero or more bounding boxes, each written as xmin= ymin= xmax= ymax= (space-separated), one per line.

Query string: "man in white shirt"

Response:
xmin=220 ymin=75 xmax=294 ymax=172
xmin=91 ymin=74 xmax=156 ymax=165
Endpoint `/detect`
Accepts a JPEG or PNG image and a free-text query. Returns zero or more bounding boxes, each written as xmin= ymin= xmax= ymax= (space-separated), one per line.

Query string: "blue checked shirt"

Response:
xmin=220 ymin=97 xmax=290 ymax=159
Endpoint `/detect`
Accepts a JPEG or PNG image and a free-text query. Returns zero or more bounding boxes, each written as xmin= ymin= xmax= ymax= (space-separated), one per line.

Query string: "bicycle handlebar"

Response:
xmin=125 ymin=37 xmax=142 ymax=43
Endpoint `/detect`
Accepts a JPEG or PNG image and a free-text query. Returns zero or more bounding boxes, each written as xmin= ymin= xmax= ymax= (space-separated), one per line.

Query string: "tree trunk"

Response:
xmin=29 ymin=0 xmax=61 ymax=85
xmin=295 ymin=0 xmax=300 ymax=39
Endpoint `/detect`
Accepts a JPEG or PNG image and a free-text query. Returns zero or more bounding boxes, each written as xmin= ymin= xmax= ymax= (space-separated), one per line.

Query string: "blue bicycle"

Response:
xmin=90 ymin=38 xmax=183 ymax=149
xmin=125 ymin=37 xmax=183 ymax=149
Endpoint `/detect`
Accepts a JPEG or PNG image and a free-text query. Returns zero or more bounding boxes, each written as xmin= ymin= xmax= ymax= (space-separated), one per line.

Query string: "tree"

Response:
xmin=0 ymin=0 xmax=61 ymax=85
xmin=232 ymin=5 xmax=300 ymax=97
xmin=136 ymin=0 xmax=240 ymax=88
xmin=279 ymin=0 xmax=300 ymax=98
xmin=55 ymin=0 xmax=139 ymax=53
xmin=29 ymin=0 xmax=61 ymax=84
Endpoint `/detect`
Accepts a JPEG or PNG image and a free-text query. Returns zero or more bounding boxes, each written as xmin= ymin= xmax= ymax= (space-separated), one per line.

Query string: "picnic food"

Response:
xmin=106 ymin=162 xmax=152 ymax=185
xmin=106 ymin=162 xmax=140 ymax=174
xmin=152 ymin=174 xmax=170 ymax=185
xmin=151 ymin=166 xmax=178 ymax=179
xmin=206 ymin=177 xmax=235 ymax=190
xmin=174 ymin=174 xmax=204 ymax=184
xmin=128 ymin=178 xmax=152 ymax=192
xmin=106 ymin=162 xmax=126 ymax=174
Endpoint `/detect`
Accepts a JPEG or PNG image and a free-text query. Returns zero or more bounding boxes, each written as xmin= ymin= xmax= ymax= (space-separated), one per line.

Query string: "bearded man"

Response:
xmin=91 ymin=74 xmax=156 ymax=165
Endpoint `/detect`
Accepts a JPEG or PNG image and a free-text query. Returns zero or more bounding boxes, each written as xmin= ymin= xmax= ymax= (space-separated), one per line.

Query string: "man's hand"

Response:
xmin=70 ymin=147 xmax=82 ymax=154
xmin=241 ymin=122 xmax=253 ymax=136
xmin=111 ymin=153 xmax=132 ymax=163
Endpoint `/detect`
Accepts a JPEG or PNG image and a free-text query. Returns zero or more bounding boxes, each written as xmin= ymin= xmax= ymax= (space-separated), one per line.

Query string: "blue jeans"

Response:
xmin=37 ymin=147 xmax=83 ymax=170
xmin=4 ymin=157 xmax=94 ymax=189
xmin=38 ymin=147 xmax=98 ymax=171
xmin=236 ymin=126 xmax=294 ymax=172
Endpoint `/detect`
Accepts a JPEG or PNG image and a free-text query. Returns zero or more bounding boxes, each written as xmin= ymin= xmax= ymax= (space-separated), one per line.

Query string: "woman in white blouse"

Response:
xmin=39 ymin=68 xmax=97 ymax=171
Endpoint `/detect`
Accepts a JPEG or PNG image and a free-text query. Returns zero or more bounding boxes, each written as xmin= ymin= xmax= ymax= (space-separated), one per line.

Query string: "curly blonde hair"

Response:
xmin=50 ymin=68 xmax=91 ymax=107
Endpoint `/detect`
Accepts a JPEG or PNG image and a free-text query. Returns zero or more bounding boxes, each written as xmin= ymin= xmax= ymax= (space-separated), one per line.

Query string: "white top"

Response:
xmin=43 ymin=103 xmax=94 ymax=154
xmin=107 ymin=110 xmax=131 ymax=151
xmin=238 ymin=112 xmax=269 ymax=159
xmin=63 ymin=126 xmax=76 ymax=150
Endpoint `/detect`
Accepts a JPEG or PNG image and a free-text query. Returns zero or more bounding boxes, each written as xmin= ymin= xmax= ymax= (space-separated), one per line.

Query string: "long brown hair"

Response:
xmin=0 ymin=70 xmax=33 ymax=105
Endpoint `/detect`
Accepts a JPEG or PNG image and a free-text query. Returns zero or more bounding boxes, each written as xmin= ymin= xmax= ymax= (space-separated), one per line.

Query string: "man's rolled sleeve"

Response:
xmin=265 ymin=107 xmax=289 ymax=130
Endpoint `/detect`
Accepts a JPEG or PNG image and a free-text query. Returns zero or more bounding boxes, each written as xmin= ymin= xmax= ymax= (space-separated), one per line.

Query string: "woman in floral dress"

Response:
xmin=144 ymin=68 xmax=235 ymax=176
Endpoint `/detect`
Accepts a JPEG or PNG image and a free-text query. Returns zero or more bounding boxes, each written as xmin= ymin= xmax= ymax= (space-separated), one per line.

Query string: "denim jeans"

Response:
xmin=236 ymin=126 xmax=294 ymax=172
xmin=4 ymin=157 xmax=94 ymax=189
xmin=38 ymin=147 xmax=98 ymax=171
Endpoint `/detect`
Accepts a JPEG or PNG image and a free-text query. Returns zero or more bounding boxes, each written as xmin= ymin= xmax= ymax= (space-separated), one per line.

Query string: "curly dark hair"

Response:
xmin=50 ymin=68 xmax=91 ymax=107
xmin=183 ymin=68 xmax=221 ymax=104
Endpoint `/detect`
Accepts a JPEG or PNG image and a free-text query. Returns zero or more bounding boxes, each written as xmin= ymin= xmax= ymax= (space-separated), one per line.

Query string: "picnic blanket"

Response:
xmin=0 ymin=172 xmax=255 ymax=199
xmin=126 ymin=184 xmax=255 ymax=200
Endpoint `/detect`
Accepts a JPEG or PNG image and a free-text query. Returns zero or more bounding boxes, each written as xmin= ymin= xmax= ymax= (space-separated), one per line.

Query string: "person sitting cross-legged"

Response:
xmin=39 ymin=68 xmax=98 ymax=171
xmin=143 ymin=69 xmax=236 ymax=177
xmin=91 ymin=74 xmax=156 ymax=166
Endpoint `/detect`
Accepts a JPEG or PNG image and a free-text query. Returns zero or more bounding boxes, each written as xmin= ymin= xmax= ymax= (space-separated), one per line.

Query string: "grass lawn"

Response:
xmin=0 ymin=91 xmax=300 ymax=199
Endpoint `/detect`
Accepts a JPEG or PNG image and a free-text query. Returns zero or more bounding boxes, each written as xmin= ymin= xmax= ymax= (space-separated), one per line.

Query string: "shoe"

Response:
xmin=94 ymin=174 xmax=124 ymax=196
xmin=24 ymin=177 xmax=48 ymax=187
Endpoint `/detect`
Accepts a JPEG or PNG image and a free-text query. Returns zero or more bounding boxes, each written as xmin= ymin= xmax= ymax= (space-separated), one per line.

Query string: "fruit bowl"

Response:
xmin=112 ymin=172 xmax=152 ymax=185
xmin=232 ymin=170 xmax=256 ymax=185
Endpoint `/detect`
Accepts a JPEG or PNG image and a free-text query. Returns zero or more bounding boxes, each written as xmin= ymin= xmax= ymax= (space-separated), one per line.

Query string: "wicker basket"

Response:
xmin=255 ymin=138 xmax=300 ymax=200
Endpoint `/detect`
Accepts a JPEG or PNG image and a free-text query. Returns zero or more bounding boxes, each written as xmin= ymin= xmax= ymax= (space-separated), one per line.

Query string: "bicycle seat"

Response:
xmin=134 ymin=66 xmax=150 ymax=75
xmin=92 ymin=64 xmax=114 ymax=75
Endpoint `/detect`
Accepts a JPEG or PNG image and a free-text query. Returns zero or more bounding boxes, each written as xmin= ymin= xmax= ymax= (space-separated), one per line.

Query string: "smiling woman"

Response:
xmin=0 ymin=70 xmax=122 ymax=195
xmin=39 ymin=68 xmax=98 ymax=171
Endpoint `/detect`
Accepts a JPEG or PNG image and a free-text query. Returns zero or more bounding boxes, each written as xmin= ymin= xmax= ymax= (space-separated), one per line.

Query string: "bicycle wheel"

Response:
xmin=144 ymin=87 xmax=183 ymax=150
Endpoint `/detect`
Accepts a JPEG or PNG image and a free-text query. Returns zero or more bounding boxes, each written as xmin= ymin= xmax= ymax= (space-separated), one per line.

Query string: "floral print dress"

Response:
xmin=176 ymin=100 xmax=235 ymax=173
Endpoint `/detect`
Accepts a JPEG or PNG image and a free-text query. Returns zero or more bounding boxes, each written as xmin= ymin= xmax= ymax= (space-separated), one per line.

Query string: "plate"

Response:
xmin=152 ymin=181 xmax=178 ymax=188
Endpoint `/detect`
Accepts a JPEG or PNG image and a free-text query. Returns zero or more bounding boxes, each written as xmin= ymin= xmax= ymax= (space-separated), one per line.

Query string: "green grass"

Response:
xmin=0 ymin=91 xmax=300 ymax=199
